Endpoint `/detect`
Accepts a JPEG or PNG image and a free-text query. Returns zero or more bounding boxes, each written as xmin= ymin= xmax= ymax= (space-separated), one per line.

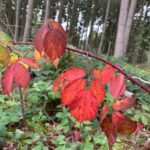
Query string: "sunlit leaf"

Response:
xmin=10 ymin=52 xmax=18 ymax=64
xmin=70 ymin=90 xmax=99 ymax=122
xmin=92 ymin=65 xmax=115 ymax=85
xmin=34 ymin=50 xmax=42 ymax=60
xmin=18 ymin=57 xmax=40 ymax=69
xmin=64 ymin=67 xmax=86 ymax=81
xmin=61 ymin=78 xmax=86 ymax=106
xmin=90 ymin=79 xmax=106 ymax=104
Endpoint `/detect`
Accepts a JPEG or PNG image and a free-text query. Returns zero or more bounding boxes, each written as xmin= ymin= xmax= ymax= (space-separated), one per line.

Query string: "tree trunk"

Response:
xmin=98 ymin=0 xmax=111 ymax=55
xmin=23 ymin=0 xmax=34 ymax=42
xmin=14 ymin=0 xmax=21 ymax=42
xmin=44 ymin=0 xmax=51 ymax=22
xmin=114 ymin=0 xmax=129 ymax=58
xmin=58 ymin=0 xmax=64 ymax=24
xmin=147 ymin=48 xmax=150 ymax=65
xmin=123 ymin=0 xmax=137 ymax=56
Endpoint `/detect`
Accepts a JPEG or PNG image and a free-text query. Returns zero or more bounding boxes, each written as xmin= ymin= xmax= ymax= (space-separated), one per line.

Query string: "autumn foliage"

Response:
xmin=0 ymin=19 xmax=144 ymax=150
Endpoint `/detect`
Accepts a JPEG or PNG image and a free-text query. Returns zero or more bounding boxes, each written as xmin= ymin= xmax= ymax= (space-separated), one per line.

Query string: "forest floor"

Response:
xmin=0 ymin=49 xmax=150 ymax=150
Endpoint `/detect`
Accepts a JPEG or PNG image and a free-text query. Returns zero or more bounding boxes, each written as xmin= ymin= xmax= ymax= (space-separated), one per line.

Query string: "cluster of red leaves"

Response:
xmin=53 ymin=65 xmax=143 ymax=150
xmin=1 ymin=57 xmax=40 ymax=96
xmin=34 ymin=19 xmax=67 ymax=67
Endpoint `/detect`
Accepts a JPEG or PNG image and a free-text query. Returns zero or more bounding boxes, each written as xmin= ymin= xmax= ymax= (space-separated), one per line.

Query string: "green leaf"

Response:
xmin=141 ymin=115 xmax=148 ymax=125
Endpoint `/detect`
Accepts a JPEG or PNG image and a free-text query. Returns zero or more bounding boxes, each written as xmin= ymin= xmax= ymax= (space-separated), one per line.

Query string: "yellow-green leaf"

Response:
xmin=0 ymin=45 xmax=10 ymax=66
xmin=0 ymin=31 xmax=13 ymax=48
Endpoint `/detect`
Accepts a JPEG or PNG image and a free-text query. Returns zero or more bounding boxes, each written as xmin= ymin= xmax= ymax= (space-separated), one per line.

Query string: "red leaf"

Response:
xmin=34 ymin=19 xmax=66 ymax=66
xmin=52 ymin=73 xmax=65 ymax=92
xmin=90 ymin=79 xmax=106 ymax=104
xmin=101 ymin=65 xmax=115 ymax=84
xmin=92 ymin=65 xmax=115 ymax=85
xmin=13 ymin=63 xmax=30 ymax=89
xmin=44 ymin=30 xmax=66 ymax=63
xmin=112 ymin=112 xmax=137 ymax=135
xmin=43 ymin=20 xmax=66 ymax=64
xmin=92 ymin=68 xmax=101 ymax=80
xmin=109 ymin=74 xmax=126 ymax=99
xmin=101 ymin=118 xmax=117 ymax=150
xmin=99 ymin=103 xmax=109 ymax=125
xmin=34 ymin=21 xmax=49 ymax=53
xmin=1 ymin=64 xmax=14 ymax=96
xmin=1 ymin=62 xmax=30 ymax=96
xmin=134 ymin=122 xmax=144 ymax=134
xmin=19 ymin=57 xmax=40 ymax=69
xmin=112 ymin=97 xmax=135 ymax=111
xmin=69 ymin=90 xmax=99 ymax=122
xmin=61 ymin=78 xmax=86 ymax=106
xmin=64 ymin=68 xmax=86 ymax=81
xmin=73 ymin=130 xmax=80 ymax=141
xmin=52 ymin=68 xmax=86 ymax=92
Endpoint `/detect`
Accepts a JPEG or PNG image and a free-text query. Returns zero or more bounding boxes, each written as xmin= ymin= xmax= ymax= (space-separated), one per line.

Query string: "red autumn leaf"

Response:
xmin=13 ymin=63 xmax=30 ymax=89
xmin=52 ymin=73 xmax=65 ymax=92
xmin=109 ymin=73 xmax=126 ymax=99
xmin=134 ymin=122 xmax=144 ymax=134
xmin=64 ymin=67 xmax=86 ymax=81
xmin=1 ymin=62 xmax=30 ymax=96
xmin=92 ymin=65 xmax=115 ymax=85
xmin=69 ymin=90 xmax=99 ymax=122
xmin=1 ymin=64 xmax=14 ymax=96
xmin=73 ymin=130 xmax=80 ymax=141
xmin=92 ymin=68 xmax=101 ymax=80
xmin=34 ymin=21 xmax=49 ymax=53
xmin=34 ymin=19 xmax=66 ymax=66
xmin=90 ymin=79 xmax=106 ymax=104
xmin=112 ymin=112 xmax=137 ymax=135
xmin=101 ymin=65 xmax=115 ymax=84
xmin=61 ymin=78 xmax=86 ymax=106
xmin=99 ymin=103 xmax=109 ymax=125
xmin=101 ymin=118 xmax=117 ymax=150
xmin=52 ymin=68 xmax=86 ymax=92
xmin=18 ymin=57 xmax=40 ymax=69
xmin=44 ymin=30 xmax=66 ymax=63
xmin=112 ymin=97 xmax=136 ymax=111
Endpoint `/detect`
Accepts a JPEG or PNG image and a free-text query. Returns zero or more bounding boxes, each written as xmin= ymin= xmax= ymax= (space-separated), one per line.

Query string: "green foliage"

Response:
xmin=0 ymin=48 xmax=149 ymax=149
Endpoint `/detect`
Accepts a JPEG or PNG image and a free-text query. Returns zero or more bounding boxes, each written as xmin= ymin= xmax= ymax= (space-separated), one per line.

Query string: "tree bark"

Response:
xmin=23 ymin=0 xmax=34 ymax=42
xmin=58 ymin=0 xmax=64 ymax=24
xmin=14 ymin=0 xmax=21 ymax=42
xmin=98 ymin=0 xmax=111 ymax=55
xmin=44 ymin=0 xmax=51 ymax=22
xmin=114 ymin=0 xmax=129 ymax=58
xmin=123 ymin=0 xmax=137 ymax=56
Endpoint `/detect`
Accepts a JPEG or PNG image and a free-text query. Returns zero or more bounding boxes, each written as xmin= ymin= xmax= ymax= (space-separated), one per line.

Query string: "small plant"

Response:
xmin=0 ymin=19 xmax=148 ymax=149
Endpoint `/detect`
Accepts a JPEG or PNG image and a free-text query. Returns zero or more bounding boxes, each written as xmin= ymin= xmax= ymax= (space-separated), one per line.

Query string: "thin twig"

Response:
xmin=12 ymin=42 xmax=150 ymax=95
xmin=19 ymin=87 xmax=25 ymax=125
xmin=66 ymin=47 xmax=150 ymax=95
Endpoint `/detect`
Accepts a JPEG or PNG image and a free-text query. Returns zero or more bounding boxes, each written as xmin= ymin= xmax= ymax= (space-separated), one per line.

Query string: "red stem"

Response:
xmin=13 ymin=42 xmax=150 ymax=95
